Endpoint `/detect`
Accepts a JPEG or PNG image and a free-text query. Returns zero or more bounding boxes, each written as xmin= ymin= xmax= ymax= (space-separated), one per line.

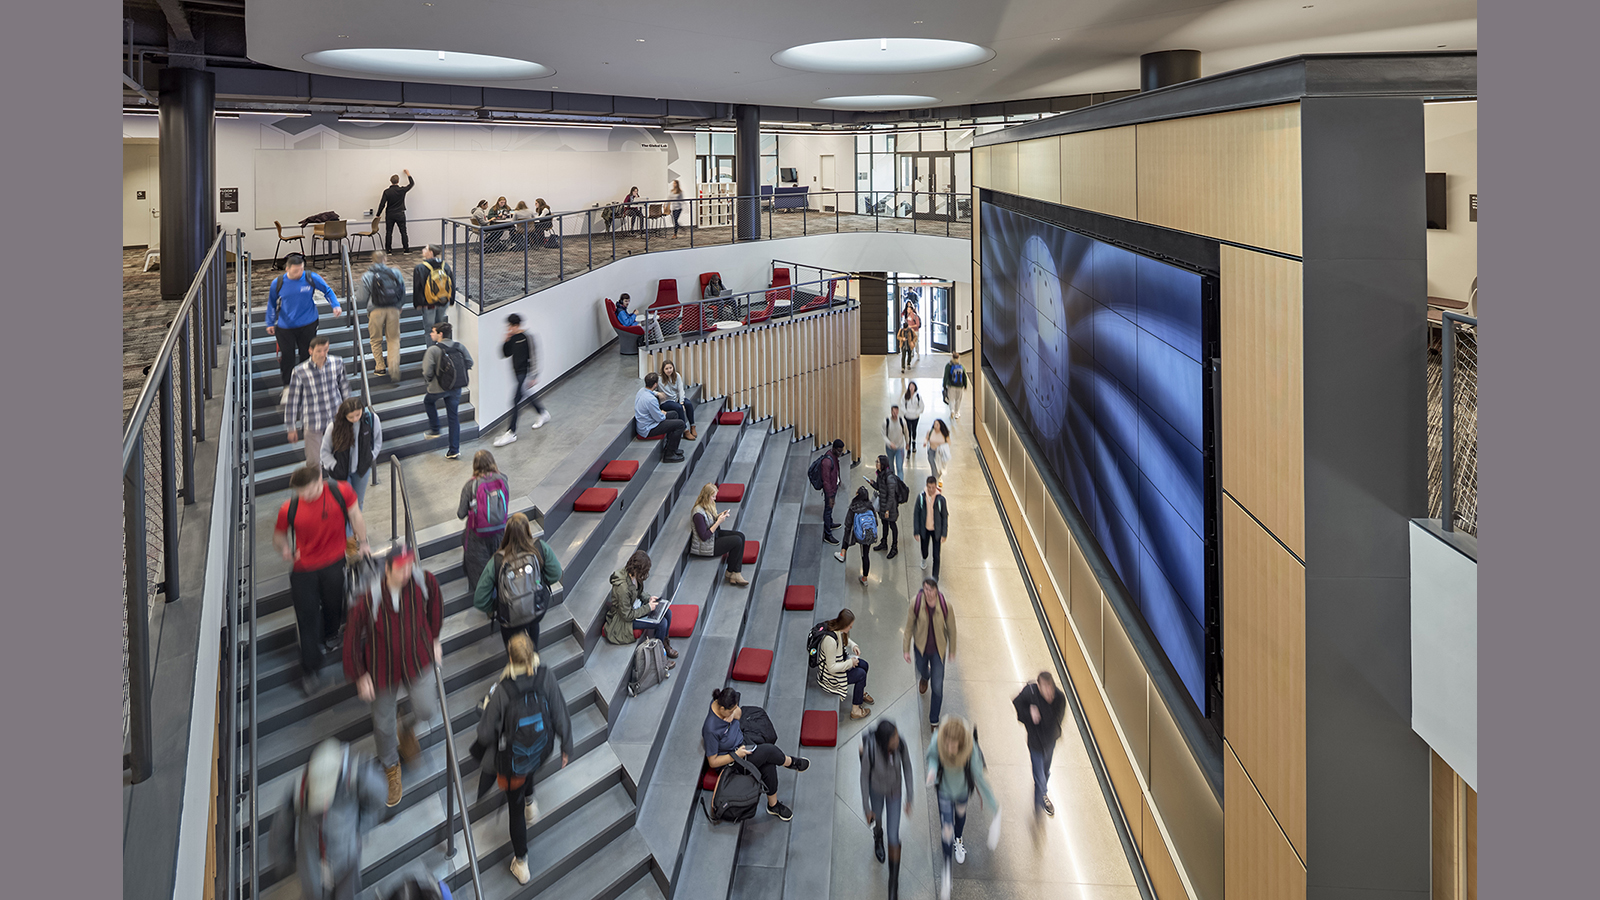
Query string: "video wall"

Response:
xmin=981 ymin=204 xmax=1214 ymax=711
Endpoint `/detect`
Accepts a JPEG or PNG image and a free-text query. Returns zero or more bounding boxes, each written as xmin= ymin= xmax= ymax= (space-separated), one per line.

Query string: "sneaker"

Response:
xmin=790 ymin=756 xmax=810 ymax=772
xmin=278 ymin=387 xmax=290 ymax=407
xmin=299 ymin=672 xmax=322 ymax=698
xmin=953 ymin=837 xmax=966 ymax=864
xmin=525 ymin=796 xmax=539 ymax=825
xmin=940 ymin=862 xmax=952 ymax=900
xmin=1043 ymin=796 xmax=1056 ymax=817
xmin=767 ymin=801 xmax=793 ymax=821
xmin=444 ymin=449 xmax=460 ymax=460
xmin=834 ymin=550 xmax=847 ymax=564
xmin=873 ymin=542 xmax=889 ymax=553
xmin=492 ymin=432 xmax=518 ymax=447
xmin=887 ymin=547 xmax=899 ymax=560
xmin=423 ymin=430 xmax=441 ymax=439
xmin=859 ymin=575 xmax=869 ymax=585
xmin=509 ymin=856 xmax=531 ymax=885
xmin=532 ymin=411 xmax=551 ymax=430
xmin=823 ymin=532 xmax=840 ymax=545
xmin=920 ymin=555 xmax=928 ymax=569
xmin=385 ymin=764 xmax=403 ymax=807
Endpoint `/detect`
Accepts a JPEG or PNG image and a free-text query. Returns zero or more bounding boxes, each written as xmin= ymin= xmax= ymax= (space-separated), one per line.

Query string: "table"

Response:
xmin=714 ymin=320 xmax=744 ymax=331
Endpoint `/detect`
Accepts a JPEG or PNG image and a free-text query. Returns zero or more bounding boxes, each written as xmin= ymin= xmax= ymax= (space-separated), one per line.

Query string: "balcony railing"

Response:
xmin=1428 ymin=312 xmax=1478 ymax=535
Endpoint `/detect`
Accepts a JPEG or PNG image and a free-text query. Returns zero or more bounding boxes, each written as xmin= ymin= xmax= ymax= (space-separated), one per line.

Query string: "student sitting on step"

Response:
xmin=602 ymin=550 xmax=678 ymax=662
xmin=704 ymin=686 xmax=810 ymax=822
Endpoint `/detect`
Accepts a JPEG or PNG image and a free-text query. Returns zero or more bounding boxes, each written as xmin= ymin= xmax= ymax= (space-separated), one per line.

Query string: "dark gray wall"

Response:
xmin=859 ymin=272 xmax=888 ymax=355
xmin=1300 ymin=95 xmax=1433 ymax=900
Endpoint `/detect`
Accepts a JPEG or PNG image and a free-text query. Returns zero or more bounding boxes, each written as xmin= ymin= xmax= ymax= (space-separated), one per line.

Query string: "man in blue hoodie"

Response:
xmin=267 ymin=253 xmax=343 ymax=405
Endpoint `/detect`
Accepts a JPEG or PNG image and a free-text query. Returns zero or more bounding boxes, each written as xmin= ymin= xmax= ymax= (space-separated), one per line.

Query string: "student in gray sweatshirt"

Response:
xmin=860 ymin=718 xmax=915 ymax=900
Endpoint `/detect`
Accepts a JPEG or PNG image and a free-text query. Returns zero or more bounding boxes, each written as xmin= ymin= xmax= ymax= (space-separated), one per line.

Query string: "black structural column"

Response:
xmin=859 ymin=272 xmax=888 ymax=354
xmin=734 ymin=104 xmax=761 ymax=242
xmin=1140 ymin=50 xmax=1201 ymax=91
xmin=158 ymin=67 xmax=217 ymax=301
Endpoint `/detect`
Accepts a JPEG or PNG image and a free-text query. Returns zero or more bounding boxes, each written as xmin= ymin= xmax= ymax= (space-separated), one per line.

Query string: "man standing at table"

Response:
xmin=375 ymin=169 xmax=415 ymax=254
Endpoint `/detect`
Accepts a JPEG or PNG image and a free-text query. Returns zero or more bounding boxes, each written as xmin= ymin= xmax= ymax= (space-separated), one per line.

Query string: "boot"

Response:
xmin=874 ymin=823 xmax=886 ymax=863
xmin=685 ymin=426 xmax=699 ymax=441
xmin=887 ymin=847 xmax=902 ymax=900
xmin=663 ymin=639 xmax=680 ymax=660
xmin=397 ymin=720 xmax=421 ymax=765
xmin=384 ymin=764 xmax=403 ymax=807
xmin=887 ymin=543 xmax=899 ymax=560
xmin=873 ymin=541 xmax=889 ymax=553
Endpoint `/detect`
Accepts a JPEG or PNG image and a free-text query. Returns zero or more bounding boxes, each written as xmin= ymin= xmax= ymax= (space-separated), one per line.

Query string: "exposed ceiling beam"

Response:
xmin=155 ymin=0 xmax=194 ymax=41
xmin=123 ymin=73 xmax=158 ymax=105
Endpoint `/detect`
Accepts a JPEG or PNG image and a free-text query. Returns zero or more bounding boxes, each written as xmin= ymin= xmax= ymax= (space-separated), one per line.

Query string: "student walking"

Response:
xmin=635 ymin=372 xmax=686 ymax=462
xmin=926 ymin=715 xmax=999 ymax=900
xmin=472 ymin=633 xmax=571 ymax=885
xmin=375 ymin=169 xmax=415 ymax=253
xmin=657 ymin=359 xmax=698 ymax=441
xmin=473 ymin=512 xmax=562 ymax=650
xmin=860 ymin=719 xmax=916 ymax=900
xmin=817 ymin=608 xmax=874 ymax=719
xmin=913 ymin=476 xmax=949 ymax=578
xmin=495 ymin=313 xmax=548 ymax=446
xmin=269 ymin=738 xmax=388 ymax=900
xmin=422 ymin=321 xmax=473 ymax=460
xmin=902 ymin=299 xmax=922 ymax=364
xmin=904 ymin=577 xmax=957 ymax=727
xmin=286 ymin=336 xmax=349 ymax=470
xmin=602 ymin=550 xmax=678 ymax=661
xmin=321 ymin=397 xmax=382 ymax=509
xmin=818 ymin=438 xmax=845 ymax=544
xmin=358 ymin=251 xmax=406 ymax=380
xmin=871 ymin=454 xmax=907 ymax=559
xmin=897 ymin=320 xmax=915 ymax=372
xmin=274 ymin=465 xmax=369 ymax=697
xmin=942 ymin=352 xmax=968 ymax=421
xmin=668 ymin=179 xmax=685 ymax=236
xmin=458 ymin=450 xmax=510 ymax=593
xmin=834 ymin=486 xmax=878 ymax=584
xmin=902 ymin=383 xmax=925 ymax=455
xmin=413 ymin=245 xmax=454 ymax=346
xmin=342 ymin=544 xmax=444 ymax=808
xmin=690 ymin=484 xmax=749 ymax=587
xmin=704 ymin=687 xmax=811 ymax=822
xmin=1012 ymin=671 xmax=1068 ymax=816
xmin=267 ymin=254 xmax=343 ymax=404
xmin=883 ymin=405 xmax=909 ymax=479
xmin=926 ymin=419 xmax=952 ymax=484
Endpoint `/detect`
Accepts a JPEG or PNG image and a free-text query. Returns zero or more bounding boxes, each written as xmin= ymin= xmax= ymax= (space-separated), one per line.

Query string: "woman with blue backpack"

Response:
xmin=458 ymin=450 xmax=511 ymax=598
xmin=833 ymin=486 xmax=879 ymax=584
xmin=474 ymin=512 xmax=562 ymax=649
xmin=471 ymin=632 xmax=570 ymax=886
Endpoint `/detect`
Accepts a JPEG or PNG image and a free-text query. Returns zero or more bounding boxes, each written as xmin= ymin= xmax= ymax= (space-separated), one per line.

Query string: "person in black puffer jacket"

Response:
xmin=834 ymin=486 xmax=878 ymax=583
xmin=870 ymin=454 xmax=906 ymax=559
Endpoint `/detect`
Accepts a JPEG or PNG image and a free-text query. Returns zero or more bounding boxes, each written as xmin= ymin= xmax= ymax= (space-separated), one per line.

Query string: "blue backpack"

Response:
xmin=499 ymin=676 xmax=553 ymax=777
xmin=852 ymin=509 xmax=879 ymax=545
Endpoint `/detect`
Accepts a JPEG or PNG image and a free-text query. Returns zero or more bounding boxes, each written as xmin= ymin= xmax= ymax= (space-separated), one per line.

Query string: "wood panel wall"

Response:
xmin=1432 ymin=750 xmax=1479 ymax=900
xmin=1226 ymin=745 xmax=1307 ymax=900
xmin=1059 ymin=125 xmax=1139 ymax=221
xmin=1017 ymin=137 xmax=1062 ymax=205
xmin=640 ymin=307 xmax=862 ymax=456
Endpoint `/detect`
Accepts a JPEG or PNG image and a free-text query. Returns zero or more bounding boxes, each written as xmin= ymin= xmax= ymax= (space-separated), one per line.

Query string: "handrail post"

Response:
xmin=690 ymin=197 xmax=696 ymax=248
xmin=179 ymin=319 xmax=197 ymax=498
xmin=523 ymin=223 xmax=530 ymax=295
xmin=125 ymin=444 xmax=154 ymax=783
xmin=558 ymin=214 xmax=565 ymax=283
xmin=160 ymin=364 xmax=181 ymax=601
xmin=1440 ymin=316 xmax=1457 ymax=532
xmin=587 ymin=210 xmax=593 ymax=272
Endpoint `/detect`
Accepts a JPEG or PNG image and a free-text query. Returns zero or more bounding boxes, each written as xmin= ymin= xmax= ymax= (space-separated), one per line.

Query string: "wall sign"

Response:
xmin=220 ymin=187 xmax=239 ymax=213
xmin=136 ymin=190 xmax=146 ymax=200
xmin=1469 ymin=194 xmax=1477 ymax=223
xmin=638 ymin=142 xmax=668 ymax=149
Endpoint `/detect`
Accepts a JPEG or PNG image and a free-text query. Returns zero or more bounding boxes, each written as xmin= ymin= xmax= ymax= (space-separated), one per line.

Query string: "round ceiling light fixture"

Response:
xmin=815 ymin=94 xmax=939 ymax=110
xmin=302 ymin=48 xmax=553 ymax=80
xmin=774 ymin=38 xmax=993 ymax=74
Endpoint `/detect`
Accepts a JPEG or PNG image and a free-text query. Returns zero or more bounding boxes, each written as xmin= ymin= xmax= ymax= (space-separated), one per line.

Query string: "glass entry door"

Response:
xmin=928 ymin=283 xmax=953 ymax=352
xmin=897 ymin=152 xmax=956 ymax=221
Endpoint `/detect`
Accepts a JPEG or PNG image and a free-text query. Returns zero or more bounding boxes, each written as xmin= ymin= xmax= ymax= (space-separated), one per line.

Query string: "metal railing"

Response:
xmin=338 ymin=246 xmax=382 ymax=489
xmin=1428 ymin=312 xmax=1478 ymax=535
xmin=390 ymin=455 xmax=485 ymax=900
xmin=438 ymin=189 xmax=971 ymax=310
xmin=122 ymin=228 xmax=234 ymax=783
xmin=224 ymin=243 xmax=259 ymax=900
xmin=633 ymin=274 xmax=855 ymax=348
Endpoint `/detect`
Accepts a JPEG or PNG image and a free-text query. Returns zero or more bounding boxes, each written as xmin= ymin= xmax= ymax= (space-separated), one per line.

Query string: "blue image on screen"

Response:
xmin=980 ymin=204 xmax=1208 ymax=710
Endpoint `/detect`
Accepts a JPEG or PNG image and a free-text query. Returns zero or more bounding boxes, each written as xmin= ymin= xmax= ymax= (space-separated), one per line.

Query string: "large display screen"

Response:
xmin=981 ymin=204 xmax=1213 ymax=710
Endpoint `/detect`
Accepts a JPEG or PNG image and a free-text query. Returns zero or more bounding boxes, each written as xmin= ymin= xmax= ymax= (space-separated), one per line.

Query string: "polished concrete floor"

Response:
xmin=825 ymin=350 xmax=1143 ymax=900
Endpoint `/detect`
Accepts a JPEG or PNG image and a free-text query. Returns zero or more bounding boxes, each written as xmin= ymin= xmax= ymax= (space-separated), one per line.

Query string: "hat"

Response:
xmin=387 ymin=544 xmax=416 ymax=571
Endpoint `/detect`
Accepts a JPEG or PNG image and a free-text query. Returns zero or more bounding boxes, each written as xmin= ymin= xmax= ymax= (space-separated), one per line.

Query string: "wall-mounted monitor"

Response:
xmin=1426 ymin=172 xmax=1447 ymax=229
xmin=780 ymin=167 xmax=799 ymax=184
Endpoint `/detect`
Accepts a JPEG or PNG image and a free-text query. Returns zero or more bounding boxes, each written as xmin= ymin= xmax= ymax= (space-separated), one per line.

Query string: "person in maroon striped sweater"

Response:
xmin=343 ymin=544 xmax=444 ymax=807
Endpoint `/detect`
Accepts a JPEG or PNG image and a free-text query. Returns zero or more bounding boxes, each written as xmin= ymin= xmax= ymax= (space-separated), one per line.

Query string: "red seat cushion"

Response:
xmin=669 ymin=604 xmax=699 ymax=638
xmin=799 ymin=709 xmax=838 ymax=747
xmin=783 ymin=585 xmax=816 ymax=611
xmin=717 ymin=411 xmax=745 ymax=425
xmin=730 ymin=648 xmax=774 ymax=683
xmin=700 ymin=767 xmax=720 ymax=791
xmin=715 ymin=483 xmax=745 ymax=503
xmin=573 ymin=487 xmax=618 ymax=512
xmin=636 ymin=430 xmax=665 ymax=441
xmin=600 ymin=460 xmax=639 ymax=482
xmin=742 ymin=541 xmax=759 ymax=565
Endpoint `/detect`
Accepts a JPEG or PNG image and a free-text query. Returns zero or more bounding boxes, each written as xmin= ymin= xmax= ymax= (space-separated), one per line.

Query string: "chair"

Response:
xmin=745 ymin=288 xmax=779 ymax=325
xmin=349 ymin=220 xmax=380 ymax=255
xmin=796 ymin=278 xmax=838 ymax=314
xmin=653 ymin=279 xmax=679 ymax=309
xmin=311 ymin=220 xmax=348 ymax=268
xmin=273 ymin=221 xmax=307 ymax=265
xmin=699 ymin=272 xmax=722 ymax=299
xmin=647 ymin=204 xmax=669 ymax=234
xmin=604 ymin=298 xmax=645 ymax=355
xmin=651 ymin=279 xmax=682 ymax=338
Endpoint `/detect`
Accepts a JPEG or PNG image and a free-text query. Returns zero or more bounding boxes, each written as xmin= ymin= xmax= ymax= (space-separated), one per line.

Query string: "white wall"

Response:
xmin=1425 ymin=101 xmax=1478 ymax=311
xmin=776 ymin=133 xmax=857 ymax=210
xmin=123 ymin=140 xmax=159 ymax=248
xmin=1410 ymin=521 xmax=1477 ymax=789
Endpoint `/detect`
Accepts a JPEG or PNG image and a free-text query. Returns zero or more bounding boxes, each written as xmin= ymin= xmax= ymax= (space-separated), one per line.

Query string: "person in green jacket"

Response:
xmin=925 ymin=714 xmax=999 ymax=900
xmin=474 ymin=512 xmax=562 ymax=650
xmin=601 ymin=550 xmax=678 ymax=662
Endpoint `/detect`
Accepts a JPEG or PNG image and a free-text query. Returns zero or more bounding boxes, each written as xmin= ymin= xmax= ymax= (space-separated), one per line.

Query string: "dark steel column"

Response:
xmin=159 ymin=67 xmax=216 ymax=302
xmin=734 ymin=105 xmax=761 ymax=242
xmin=1139 ymin=50 xmax=1201 ymax=91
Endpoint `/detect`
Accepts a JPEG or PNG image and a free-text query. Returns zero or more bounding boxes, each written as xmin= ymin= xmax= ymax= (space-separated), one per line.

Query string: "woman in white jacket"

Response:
xmin=817 ymin=608 xmax=875 ymax=720
xmin=926 ymin=419 xmax=952 ymax=484
xmin=902 ymin=382 xmax=926 ymax=455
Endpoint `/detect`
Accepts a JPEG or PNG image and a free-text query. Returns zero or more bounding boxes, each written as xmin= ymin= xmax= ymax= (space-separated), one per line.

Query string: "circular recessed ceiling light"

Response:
xmin=775 ymin=39 xmax=993 ymax=74
xmin=815 ymin=94 xmax=939 ymax=110
xmin=303 ymin=48 xmax=553 ymax=80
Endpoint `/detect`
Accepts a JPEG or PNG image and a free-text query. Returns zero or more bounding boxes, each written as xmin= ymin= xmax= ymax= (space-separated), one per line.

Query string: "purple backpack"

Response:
xmin=468 ymin=475 xmax=509 ymax=535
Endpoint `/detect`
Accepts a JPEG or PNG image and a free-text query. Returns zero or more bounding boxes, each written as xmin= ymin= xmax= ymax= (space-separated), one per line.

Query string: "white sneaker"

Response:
xmin=921 ymin=555 xmax=928 ymax=569
xmin=278 ymin=387 xmax=289 ymax=406
xmin=509 ymin=856 xmax=531 ymax=885
xmin=525 ymin=795 xmax=539 ymax=824
xmin=940 ymin=861 xmax=952 ymax=900
xmin=834 ymin=550 xmax=847 ymax=563
xmin=532 ymin=411 xmax=551 ymax=429
xmin=492 ymin=432 xmax=518 ymax=447
xmin=954 ymin=837 xmax=967 ymax=864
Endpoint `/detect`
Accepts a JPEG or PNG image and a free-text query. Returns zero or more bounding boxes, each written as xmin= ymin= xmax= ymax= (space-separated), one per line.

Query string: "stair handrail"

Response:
xmin=389 ymin=453 xmax=485 ymax=900
xmin=339 ymin=245 xmax=380 ymax=488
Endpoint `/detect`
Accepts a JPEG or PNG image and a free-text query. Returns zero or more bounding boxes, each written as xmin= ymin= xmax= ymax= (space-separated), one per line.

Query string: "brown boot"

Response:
xmin=725 ymin=571 xmax=750 ymax=586
xmin=664 ymin=640 xmax=680 ymax=660
xmin=397 ymin=720 xmax=420 ymax=765
xmin=385 ymin=764 xmax=403 ymax=807
xmin=685 ymin=426 xmax=699 ymax=441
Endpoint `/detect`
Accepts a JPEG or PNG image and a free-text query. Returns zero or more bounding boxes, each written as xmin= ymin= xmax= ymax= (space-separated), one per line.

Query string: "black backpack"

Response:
xmin=894 ymin=476 xmax=910 ymax=506
xmin=805 ymin=622 xmax=832 ymax=669
xmin=496 ymin=551 xmax=550 ymax=627
xmin=700 ymin=756 xmax=764 ymax=825
xmin=368 ymin=267 xmax=403 ymax=308
xmin=435 ymin=342 xmax=470 ymax=391
xmin=808 ymin=451 xmax=829 ymax=491
xmin=499 ymin=674 xmax=554 ymax=778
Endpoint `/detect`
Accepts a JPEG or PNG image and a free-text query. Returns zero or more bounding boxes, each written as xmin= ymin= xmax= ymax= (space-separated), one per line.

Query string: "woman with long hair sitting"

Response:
xmin=817 ymin=608 xmax=874 ymax=719
xmin=690 ymin=483 xmax=749 ymax=586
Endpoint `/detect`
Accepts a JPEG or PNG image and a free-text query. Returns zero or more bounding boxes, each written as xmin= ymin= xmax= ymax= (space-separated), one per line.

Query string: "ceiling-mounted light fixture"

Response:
xmin=816 ymin=94 xmax=939 ymax=110
xmin=305 ymin=48 xmax=553 ymax=80
xmin=775 ymin=39 xmax=993 ymax=74
xmin=881 ymin=38 xmax=889 ymax=51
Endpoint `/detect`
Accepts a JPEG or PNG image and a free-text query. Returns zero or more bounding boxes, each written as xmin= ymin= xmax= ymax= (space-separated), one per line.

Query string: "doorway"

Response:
xmin=123 ymin=140 xmax=160 ymax=248
xmin=819 ymin=155 xmax=836 ymax=210
xmin=889 ymin=275 xmax=956 ymax=358
xmin=896 ymin=151 xmax=955 ymax=221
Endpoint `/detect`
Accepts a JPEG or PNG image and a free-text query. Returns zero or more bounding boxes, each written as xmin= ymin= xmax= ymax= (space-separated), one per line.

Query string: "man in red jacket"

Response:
xmin=343 ymin=544 xmax=443 ymax=807
xmin=274 ymin=465 xmax=369 ymax=698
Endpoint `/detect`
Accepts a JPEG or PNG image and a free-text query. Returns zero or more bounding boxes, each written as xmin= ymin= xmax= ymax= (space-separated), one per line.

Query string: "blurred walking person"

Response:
xmin=1013 ymin=671 xmax=1067 ymax=816
xmin=860 ymin=719 xmax=915 ymax=900
xmin=269 ymin=738 xmax=388 ymax=900
xmin=904 ymin=576 xmax=957 ymax=727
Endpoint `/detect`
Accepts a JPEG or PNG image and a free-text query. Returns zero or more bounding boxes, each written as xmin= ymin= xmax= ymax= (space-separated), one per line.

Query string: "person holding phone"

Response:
xmin=689 ymin=484 xmax=749 ymax=586
xmin=704 ymin=687 xmax=810 ymax=822
xmin=602 ymin=550 xmax=677 ymax=661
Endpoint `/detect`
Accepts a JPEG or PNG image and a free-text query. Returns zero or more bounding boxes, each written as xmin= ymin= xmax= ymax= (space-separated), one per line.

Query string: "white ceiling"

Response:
xmin=245 ymin=0 xmax=1477 ymax=110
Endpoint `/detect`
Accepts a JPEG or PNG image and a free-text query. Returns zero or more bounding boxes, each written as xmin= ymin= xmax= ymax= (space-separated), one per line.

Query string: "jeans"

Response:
xmin=339 ymin=477 xmax=370 ymax=536
xmin=419 ymin=305 xmax=446 ymax=345
xmin=508 ymin=368 xmax=546 ymax=431
xmin=822 ymin=492 xmax=837 ymax=538
xmin=637 ymin=606 xmax=673 ymax=641
xmin=368 ymin=306 xmax=402 ymax=375
xmin=927 ymin=446 xmax=945 ymax=481
xmin=462 ymin=530 xmax=500 ymax=600
xmin=290 ymin=560 xmax=346 ymax=677
xmin=900 ymin=342 xmax=913 ymax=370
xmin=661 ymin=397 xmax=696 ymax=427
xmin=370 ymin=668 xmax=443 ymax=768
xmin=842 ymin=528 xmax=871 ymax=577
xmin=671 ymin=209 xmax=682 ymax=234
xmin=868 ymin=789 xmax=903 ymax=847
xmin=845 ymin=658 xmax=871 ymax=705
xmin=914 ymin=647 xmax=946 ymax=725
xmin=276 ymin=321 xmax=318 ymax=386
xmin=424 ymin=388 xmax=462 ymax=454
xmin=920 ymin=531 xmax=942 ymax=579
xmin=937 ymin=794 xmax=968 ymax=865
xmin=886 ymin=446 xmax=904 ymax=480
xmin=384 ymin=214 xmax=409 ymax=253
xmin=645 ymin=411 xmax=685 ymax=457
xmin=1030 ymin=743 xmax=1056 ymax=806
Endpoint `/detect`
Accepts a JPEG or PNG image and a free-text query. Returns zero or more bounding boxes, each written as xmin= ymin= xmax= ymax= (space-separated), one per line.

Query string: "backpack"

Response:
xmin=434 ymin=342 xmax=470 ymax=391
xmin=382 ymin=873 xmax=446 ymax=900
xmin=740 ymin=705 xmax=778 ymax=747
xmin=948 ymin=362 xmax=966 ymax=387
xmin=422 ymin=261 xmax=453 ymax=306
xmin=894 ymin=476 xmax=910 ymax=506
xmin=543 ymin=233 xmax=561 ymax=249
xmin=808 ymin=451 xmax=829 ymax=491
xmin=805 ymin=622 xmax=832 ymax=669
xmin=853 ymin=509 xmax=879 ymax=545
xmin=468 ymin=475 xmax=510 ymax=535
xmin=368 ymin=267 xmax=404 ymax=308
xmin=627 ymin=638 xmax=670 ymax=696
xmin=496 ymin=551 xmax=550 ymax=628
xmin=499 ymin=674 xmax=554 ymax=777
xmin=700 ymin=756 xmax=764 ymax=825
xmin=287 ymin=484 xmax=351 ymax=562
